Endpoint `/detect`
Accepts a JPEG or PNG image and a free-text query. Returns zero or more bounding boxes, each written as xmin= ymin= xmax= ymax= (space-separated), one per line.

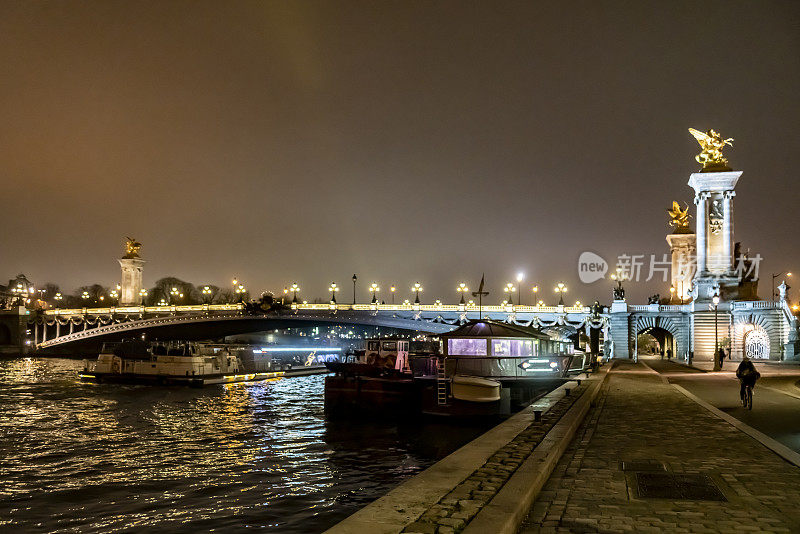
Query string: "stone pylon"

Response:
xmin=688 ymin=170 xmax=741 ymax=302
xmin=118 ymin=239 xmax=145 ymax=306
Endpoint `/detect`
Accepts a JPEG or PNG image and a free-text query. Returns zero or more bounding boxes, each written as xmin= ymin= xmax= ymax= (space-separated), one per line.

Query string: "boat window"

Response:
xmin=368 ymin=341 xmax=380 ymax=351
xmin=448 ymin=338 xmax=487 ymax=356
xmin=381 ymin=341 xmax=397 ymax=351
xmin=400 ymin=341 xmax=408 ymax=351
xmin=492 ymin=339 xmax=534 ymax=357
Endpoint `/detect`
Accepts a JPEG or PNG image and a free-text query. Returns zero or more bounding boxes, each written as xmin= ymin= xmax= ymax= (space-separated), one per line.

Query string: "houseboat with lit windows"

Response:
xmin=80 ymin=340 xmax=325 ymax=386
xmin=324 ymin=321 xmax=589 ymax=418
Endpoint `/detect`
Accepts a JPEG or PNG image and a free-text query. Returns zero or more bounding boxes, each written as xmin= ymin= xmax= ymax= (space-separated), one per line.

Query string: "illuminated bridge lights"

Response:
xmin=251 ymin=347 xmax=342 ymax=353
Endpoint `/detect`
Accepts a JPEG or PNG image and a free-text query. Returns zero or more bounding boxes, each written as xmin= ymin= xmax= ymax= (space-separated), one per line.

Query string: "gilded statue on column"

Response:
xmin=667 ymin=201 xmax=692 ymax=233
xmin=689 ymin=128 xmax=733 ymax=171
xmin=123 ymin=237 xmax=142 ymax=258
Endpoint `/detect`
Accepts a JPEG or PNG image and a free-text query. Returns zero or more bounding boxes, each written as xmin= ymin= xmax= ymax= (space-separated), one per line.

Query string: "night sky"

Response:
xmin=1 ymin=1 xmax=798 ymax=304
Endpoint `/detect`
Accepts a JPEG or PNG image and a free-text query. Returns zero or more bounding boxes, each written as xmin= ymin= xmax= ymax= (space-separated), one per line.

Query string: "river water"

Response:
xmin=0 ymin=358 xmax=491 ymax=533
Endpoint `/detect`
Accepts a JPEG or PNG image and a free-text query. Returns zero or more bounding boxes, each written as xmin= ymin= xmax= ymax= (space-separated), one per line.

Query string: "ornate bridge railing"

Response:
xmin=41 ymin=302 xmax=585 ymax=317
xmin=32 ymin=302 xmax=606 ymax=350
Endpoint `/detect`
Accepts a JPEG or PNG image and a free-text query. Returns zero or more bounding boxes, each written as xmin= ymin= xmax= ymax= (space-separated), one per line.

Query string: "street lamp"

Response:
xmin=772 ymin=272 xmax=792 ymax=301
xmin=81 ymin=291 xmax=90 ymax=305
xmin=712 ymin=290 xmax=721 ymax=371
xmin=109 ymin=289 xmax=119 ymax=305
xmin=139 ymin=289 xmax=148 ymax=307
xmin=670 ymin=285 xmax=676 ymax=303
xmin=202 ymin=285 xmax=213 ymax=303
xmin=390 ymin=285 xmax=396 ymax=304
xmin=235 ymin=284 xmax=246 ymax=302
xmin=54 ymin=292 xmax=63 ymax=307
xmin=516 ymin=273 xmax=524 ymax=305
xmin=504 ymin=283 xmax=516 ymax=306
xmin=329 ymin=282 xmax=339 ymax=304
xmin=532 ymin=285 xmax=538 ymax=304
xmin=369 ymin=283 xmax=380 ymax=303
xmin=352 ymin=274 xmax=358 ymax=305
xmin=555 ymin=282 xmax=567 ymax=305
xmin=537 ymin=299 xmax=545 ymax=307
xmin=170 ymin=286 xmax=180 ymax=304
xmin=457 ymin=282 xmax=469 ymax=304
xmin=290 ymin=283 xmax=300 ymax=304
xmin=412 ymin=282 xmax=423 ymax=304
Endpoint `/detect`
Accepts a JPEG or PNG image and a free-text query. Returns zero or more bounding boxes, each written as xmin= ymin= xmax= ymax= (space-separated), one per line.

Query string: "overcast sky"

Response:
xmin=1 ymin=1 xmax=798 ymax=304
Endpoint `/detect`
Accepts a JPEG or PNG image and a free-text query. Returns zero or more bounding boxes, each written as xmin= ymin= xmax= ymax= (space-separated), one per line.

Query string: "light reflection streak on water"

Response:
xmin=0 ymin=358 xmax=490 ymax=532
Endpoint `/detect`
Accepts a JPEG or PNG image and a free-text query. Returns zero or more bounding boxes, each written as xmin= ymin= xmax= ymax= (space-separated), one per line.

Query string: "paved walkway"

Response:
xmin=646 ymin=359 xmax=800 ymax=454
xmin=519 ymin=361 xmax=800 ymax=533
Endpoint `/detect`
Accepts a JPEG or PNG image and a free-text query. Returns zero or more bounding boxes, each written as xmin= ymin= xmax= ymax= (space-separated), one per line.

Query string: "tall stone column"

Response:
xmin=118 ymin=238 xmax=145 ymax=306
xmin=722 ymin=191 xmax=735 ymax=273
xmin=119 ymin=258 xmax=145 ymax=305
xmin=666 ymin=232 xmax=696 ymax=302
xmin=688 ymin=171 xmax=741 ymax=301
xmin=694 ymin=192 xmax=709 ymax=275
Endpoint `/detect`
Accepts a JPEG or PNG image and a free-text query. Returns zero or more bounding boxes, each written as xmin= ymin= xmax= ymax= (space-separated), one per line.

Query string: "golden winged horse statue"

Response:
xmin=689 ymin=128 xmax=733 ymax=171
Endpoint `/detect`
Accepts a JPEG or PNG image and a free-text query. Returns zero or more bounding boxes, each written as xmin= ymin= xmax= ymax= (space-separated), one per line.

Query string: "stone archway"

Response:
xmin=632 ymin=315 xmax=687 ymax=360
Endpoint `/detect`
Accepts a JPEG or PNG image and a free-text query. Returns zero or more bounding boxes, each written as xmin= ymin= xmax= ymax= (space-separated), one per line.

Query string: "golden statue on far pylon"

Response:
xmin=124 ymin=237 xmax=142 ymax=258
xmin=689 ymin=128 xmax=733 ymax=171
xmin=667 ymin=201 xmax=691 ymax=233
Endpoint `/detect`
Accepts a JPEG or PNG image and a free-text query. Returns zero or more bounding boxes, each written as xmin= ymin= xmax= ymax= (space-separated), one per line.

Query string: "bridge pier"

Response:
xmin=607 ymin=300 xmax=632 ymax=359
xmin=0 ymin=307 xmax=30 ymax=356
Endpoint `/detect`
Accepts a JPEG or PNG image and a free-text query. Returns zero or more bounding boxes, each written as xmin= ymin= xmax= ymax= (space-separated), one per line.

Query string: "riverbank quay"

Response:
xmin=326 ymin=368 xmax=606 ymax=534
xmin=518 ymin=361 xmax=800 ymax=533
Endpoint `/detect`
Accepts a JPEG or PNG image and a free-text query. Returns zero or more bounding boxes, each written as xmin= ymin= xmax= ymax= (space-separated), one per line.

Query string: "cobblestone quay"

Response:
xmin=520 ymin=361 xmax=800 ymax=533
xmin=403 ymin=384 xmax=587 ymax=534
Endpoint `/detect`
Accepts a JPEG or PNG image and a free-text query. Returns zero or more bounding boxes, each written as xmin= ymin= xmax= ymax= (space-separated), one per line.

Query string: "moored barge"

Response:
xmin=324 ymin=320 xmax=591 ymax=418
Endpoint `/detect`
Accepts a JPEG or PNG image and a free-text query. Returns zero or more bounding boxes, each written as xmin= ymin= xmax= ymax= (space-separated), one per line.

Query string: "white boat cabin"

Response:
xmin=441 ymin=320 xmax=577 ymax=377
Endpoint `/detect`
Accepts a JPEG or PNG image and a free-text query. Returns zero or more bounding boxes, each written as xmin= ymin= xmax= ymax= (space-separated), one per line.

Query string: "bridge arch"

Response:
xmin=633 ymin=315 xmax=687 ymax=360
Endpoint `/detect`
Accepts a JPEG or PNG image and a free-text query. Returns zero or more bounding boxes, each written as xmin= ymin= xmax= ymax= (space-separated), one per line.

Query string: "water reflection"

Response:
xmin=0 ymin=358 xmax=490 ymax=532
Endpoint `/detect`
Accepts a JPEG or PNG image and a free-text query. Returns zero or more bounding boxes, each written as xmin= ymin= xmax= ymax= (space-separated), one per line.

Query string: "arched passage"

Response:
xmin=637 ymin=326 xmax=675 ymax=359
xmin=631 ymin=315 xmax=688 ymax=360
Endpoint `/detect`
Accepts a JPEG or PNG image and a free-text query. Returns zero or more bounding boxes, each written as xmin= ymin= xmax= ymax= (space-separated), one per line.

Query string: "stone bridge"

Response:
xmin=6 ymin=298 xmax=794 ymax=362
xmin=29 ymin=302 xmax=606 ymax=352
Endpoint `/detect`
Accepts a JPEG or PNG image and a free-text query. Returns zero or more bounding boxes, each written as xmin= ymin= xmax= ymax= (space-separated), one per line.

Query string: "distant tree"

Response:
xmin=197 ymin=284 xmax=221 ymax=304
xmin=42 ymin=283 xmax=61 ymax=304
xmin=149 ymin=277 xmax=198 ymax=305
xmin=217 ymin=288 xmax=236 ymax=304
xmin=75 ymin=284 xmax=110 ymax=306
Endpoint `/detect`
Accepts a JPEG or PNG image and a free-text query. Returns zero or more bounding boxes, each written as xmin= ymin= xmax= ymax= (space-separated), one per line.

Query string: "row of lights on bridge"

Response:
xmin=279 ymin=273 xmax=581 ymax=308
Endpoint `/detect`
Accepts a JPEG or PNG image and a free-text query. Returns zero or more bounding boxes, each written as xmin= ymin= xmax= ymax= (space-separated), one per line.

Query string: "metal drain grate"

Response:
xmin=635 ymin=472 xmax=726 ymax=501
xmin=620 ymin=460 xmax=666 ymax=472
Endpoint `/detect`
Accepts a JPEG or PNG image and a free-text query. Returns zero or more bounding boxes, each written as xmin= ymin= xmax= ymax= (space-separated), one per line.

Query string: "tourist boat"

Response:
xmin=80 ymin=340 xmax=322 ymax=386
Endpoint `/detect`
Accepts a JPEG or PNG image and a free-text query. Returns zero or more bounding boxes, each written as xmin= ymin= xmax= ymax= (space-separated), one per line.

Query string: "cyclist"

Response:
xmin=736 ymin=356 xmax=760 ymax=408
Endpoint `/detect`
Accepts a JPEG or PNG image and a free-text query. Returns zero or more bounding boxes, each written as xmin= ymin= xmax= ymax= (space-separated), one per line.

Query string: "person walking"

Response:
xmin=666 ymin=348 xmax=672 ymax=360
xmin=718 ymin=348 xmax=726 ymax=370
